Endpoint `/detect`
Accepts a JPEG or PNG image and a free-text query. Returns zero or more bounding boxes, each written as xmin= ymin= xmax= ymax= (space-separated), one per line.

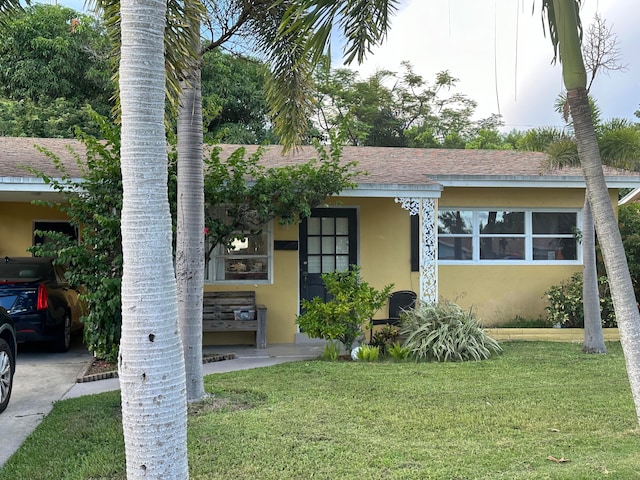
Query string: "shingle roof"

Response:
xmin=2 ymin=137 xmax=640 ymax=195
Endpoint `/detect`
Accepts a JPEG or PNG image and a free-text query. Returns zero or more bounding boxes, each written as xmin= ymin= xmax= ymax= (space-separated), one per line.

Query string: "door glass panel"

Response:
xmin=308 ymin=256 xmax=321 ymax=273
xmin=308 ymin=217 xmax=321 ymax=235
xmin=336 ymin=237 xmax=349 ymax=254
xmin=336 ymin=255 xmax=349 ymax=272
xmin=321 ymin=217 xmax=335 ymax=235
xmin=336 ymin=217 xmax=349 ymax=235
xmin=321 ymin=256 xmax=335 ymax=272
xmin=322 ymin=237 xmax=335 ymax=254
xmin=308 ymin=237 xmax=320 ymax=255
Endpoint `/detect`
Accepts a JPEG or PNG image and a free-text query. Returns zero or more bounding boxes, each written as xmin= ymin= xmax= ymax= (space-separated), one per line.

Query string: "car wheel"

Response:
xmin=53 ymin=315 xmax=72 ymax=353
xmin=0 ymin=338 xmax=14 ymax=414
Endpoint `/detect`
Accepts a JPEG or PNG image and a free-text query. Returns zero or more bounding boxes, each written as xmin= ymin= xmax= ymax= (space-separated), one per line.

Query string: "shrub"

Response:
xmin=321 ymin=341 xmax=341 ymax=361
xmin=369 ymin=324 xmax=400 ymax=354
xmin=387 ymin=342 xmax=410 ymax=361
xmin=500 ymin=316 xmax=551 ymax=328
xmin=400 ymin=301 xmax=502 ymax=362
xmin=356 ymin=345 xmax=380 ymax=362
xmin=296 ymin=266 xmax=393 ymax=353
xmin=544 ymin=273 xmax=616 ymax=328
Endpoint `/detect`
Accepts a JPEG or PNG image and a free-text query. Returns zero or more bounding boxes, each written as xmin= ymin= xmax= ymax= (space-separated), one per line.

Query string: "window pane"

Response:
xmin=336 ymin=237 xmax=349 ymax=254
xmin=479 ymin=211 xmax=524 ymax=234
xmin=224 ymin=233 xmax=268 ymax=255
xmin=308 ymin=255 xmax=321 ymax=273
xmin=336 ymin=256 xmax=349 ymax=272
xmin=322 ymin=256 xmax=335 ymax=272
xmin=219 ymin=258 xmax=267 ymax=281
xmin=533 ymin=212 xmax=576 ymax=234
xmin=322 ymin=237 xmax=335 ymax=254
xmin=308 ymin=217 xmax=320 ymax=235
xmin=336 ymin=217 xmax=349 ymax=235
xmin=438 ymin=237 xmax=473 ymax=260
xmin=533 ymin=238 xmax=577 ymax=260
xmin=438 ymin=211 xmax=472 ymax=234
xmin=308 ymin=237 xmax=320 ymax=254
xmin=480 ymin=237 xmax=525 ymax=260
xmin=321 ymin=217 xmax=334 ymax=235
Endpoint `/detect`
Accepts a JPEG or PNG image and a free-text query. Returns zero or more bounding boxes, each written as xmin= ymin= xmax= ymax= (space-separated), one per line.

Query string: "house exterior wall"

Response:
xmin=3 ymin=186 xmax=622 ymax=345
xmin=436 ymin=187 xmax=618 ymax=325
xmin=204 ymin=196 xmax=418 ymax=345
xmin=0 ymin=202 xmax=70 ymax=257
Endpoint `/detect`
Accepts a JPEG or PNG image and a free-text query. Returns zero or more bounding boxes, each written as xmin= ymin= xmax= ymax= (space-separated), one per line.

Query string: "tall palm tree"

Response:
xmin=544 ymin=0 xmax=640 ymax=423
xmin=176 ymin=0 xmax=399 ymax=401
xmin=118 ymin=0 xmax=188 ymax=476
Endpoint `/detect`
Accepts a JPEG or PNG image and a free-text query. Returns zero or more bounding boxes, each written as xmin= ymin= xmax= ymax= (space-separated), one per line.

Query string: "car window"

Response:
xmin=0 ymin=262 xmax=49 ymax=281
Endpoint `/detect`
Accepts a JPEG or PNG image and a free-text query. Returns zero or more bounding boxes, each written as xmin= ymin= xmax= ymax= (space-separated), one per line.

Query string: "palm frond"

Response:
xmin=280 ymin=0 xmax=399 ymax=65
xmin=599 ymin=124 xmax=640 ymax=171
xmin=540 ymin=0 xmax=583 ymax=64
xmin=544 ymin=137 xmax=579 ymax=169
xmin=0 ymin=0 xmax=24 ymax=24
xmin=89 ymin=0 xmax=205 ymax=121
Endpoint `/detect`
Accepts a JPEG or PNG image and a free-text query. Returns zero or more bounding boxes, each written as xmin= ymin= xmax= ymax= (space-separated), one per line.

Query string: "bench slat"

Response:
xmin=202 ymin=291 xmax=266 ymax=348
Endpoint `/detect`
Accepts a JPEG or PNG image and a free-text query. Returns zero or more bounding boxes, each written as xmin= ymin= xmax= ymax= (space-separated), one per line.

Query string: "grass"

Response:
xmin=2 ymin=342 xmax=639 ymax=479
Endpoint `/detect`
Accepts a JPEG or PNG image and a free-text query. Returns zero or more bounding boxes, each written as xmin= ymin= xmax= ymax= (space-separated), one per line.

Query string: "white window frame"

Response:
xmin=438 ymin=208 xmax=582 ymax=265
xmin=205 ymin=220 xmax=273 ymax=284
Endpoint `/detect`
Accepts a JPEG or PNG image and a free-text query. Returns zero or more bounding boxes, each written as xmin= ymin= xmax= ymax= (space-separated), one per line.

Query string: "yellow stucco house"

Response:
xmin=2 ymin=137 xmax=639 ymax=346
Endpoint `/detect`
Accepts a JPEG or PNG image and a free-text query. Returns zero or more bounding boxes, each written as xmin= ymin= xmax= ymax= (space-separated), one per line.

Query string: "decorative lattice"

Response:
xmin=396 ymin=197 xmax=438 ymax=303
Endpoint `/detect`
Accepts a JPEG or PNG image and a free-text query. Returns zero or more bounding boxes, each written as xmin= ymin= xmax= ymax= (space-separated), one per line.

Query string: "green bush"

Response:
xmin=320 ymin=341 xmax=341 ymax=361
xmin=356 ymin=345 xmax=380 ymax=362
xmin=369 ymin=324 xmax=400 ymax=354
xmin=400 ymin=301 xmax=502 ymax=362
xmin=386 ymin=342 xmax=410 ymax=361
xmin=296 ymin=266 xmax=393 ymax=353
xmin=543 ymin=272 xmax=616 ymax=328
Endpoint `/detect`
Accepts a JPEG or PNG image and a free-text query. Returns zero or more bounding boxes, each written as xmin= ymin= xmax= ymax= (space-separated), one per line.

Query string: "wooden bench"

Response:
xmin=202 ymin=291 xmax=267 ymax=349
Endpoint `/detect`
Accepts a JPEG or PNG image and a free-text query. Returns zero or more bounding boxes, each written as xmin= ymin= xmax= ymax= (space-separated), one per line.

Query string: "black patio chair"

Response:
xmin=369 ymin=290 xmax=417 ymax=342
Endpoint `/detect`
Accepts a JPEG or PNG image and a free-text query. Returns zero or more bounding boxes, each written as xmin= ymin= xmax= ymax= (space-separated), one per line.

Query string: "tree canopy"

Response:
xmin=0 ymin=4 xmax=114 ymax=137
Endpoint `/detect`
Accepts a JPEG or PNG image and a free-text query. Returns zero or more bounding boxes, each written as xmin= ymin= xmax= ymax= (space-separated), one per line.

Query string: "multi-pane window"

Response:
xmin=438 ymin=209 xmax=579 ymax=263
xmin=206 ymin=223 xmax=272 ymax=283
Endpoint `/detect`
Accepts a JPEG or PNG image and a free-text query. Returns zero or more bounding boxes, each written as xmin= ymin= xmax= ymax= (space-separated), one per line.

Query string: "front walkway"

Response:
xmin=63 ymin=343 xmax=325 ymax=400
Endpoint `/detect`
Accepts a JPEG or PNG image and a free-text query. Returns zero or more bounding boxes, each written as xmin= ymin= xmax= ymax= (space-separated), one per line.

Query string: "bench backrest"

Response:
xmin=203 ymin=291 xmax=256 ymax=322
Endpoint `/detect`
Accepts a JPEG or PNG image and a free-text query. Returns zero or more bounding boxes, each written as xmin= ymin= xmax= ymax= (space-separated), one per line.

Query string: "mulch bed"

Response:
xmin=76 ymin=352 xmax=237 ymax=383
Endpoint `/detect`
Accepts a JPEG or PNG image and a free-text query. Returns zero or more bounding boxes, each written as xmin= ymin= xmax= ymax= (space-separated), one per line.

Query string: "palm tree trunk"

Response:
xmin=582 ymin=197 xmax=606 ymax=353
xmin=119 ymin=0 xmax=189 ymax=476
xmin=552 ymin=0 xmax=640 ymax=423
xmin=569 ymin=87 xmax=640 ymax=420
xmin=177 ymin=60 xmax=206 ymax=402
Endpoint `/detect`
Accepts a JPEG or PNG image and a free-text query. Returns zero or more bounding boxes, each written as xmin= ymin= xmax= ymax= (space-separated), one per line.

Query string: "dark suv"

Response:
xmin=0 ymin=257 xmax=83 ymax=352
xmin=0 ymin=307 xmax=16 ymax=413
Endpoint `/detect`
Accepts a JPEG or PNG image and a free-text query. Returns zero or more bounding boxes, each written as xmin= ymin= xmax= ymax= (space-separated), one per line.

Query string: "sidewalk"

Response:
xmin=63 ymin=343 xmax=325 ymax=399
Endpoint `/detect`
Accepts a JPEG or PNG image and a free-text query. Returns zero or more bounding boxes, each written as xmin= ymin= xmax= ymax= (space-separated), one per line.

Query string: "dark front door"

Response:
xmin=299 ymin=208 xmax=357 ymax=305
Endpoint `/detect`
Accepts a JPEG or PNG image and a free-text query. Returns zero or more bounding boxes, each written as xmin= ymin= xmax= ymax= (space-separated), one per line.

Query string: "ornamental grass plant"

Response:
xmin=400 ymin=300 xmax=502 ymax=362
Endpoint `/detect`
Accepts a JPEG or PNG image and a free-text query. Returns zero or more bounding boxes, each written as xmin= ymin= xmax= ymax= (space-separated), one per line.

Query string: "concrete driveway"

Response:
xmin=0 ymin=335 xmax=91 ymax=467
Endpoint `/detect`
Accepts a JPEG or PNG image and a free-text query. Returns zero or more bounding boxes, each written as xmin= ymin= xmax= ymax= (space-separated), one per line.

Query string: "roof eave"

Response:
xmin=429 ymin=174 xmax=640 ymax=189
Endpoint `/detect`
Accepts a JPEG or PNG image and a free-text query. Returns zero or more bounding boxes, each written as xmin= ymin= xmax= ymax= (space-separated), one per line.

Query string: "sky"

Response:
xmin=52 ymin=0 xmax=638 ymax=133
xmin=345 ymin=0 xmax=640 ymax=132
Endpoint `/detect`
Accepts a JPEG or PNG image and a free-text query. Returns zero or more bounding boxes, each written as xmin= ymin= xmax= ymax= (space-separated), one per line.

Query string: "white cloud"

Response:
xmin=347 ymin=0 xmax=638 ymax=131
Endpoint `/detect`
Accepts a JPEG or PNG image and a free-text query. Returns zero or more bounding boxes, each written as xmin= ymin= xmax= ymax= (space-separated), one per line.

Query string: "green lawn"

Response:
xmin=2 ymin=342 xmax=639 ymax=479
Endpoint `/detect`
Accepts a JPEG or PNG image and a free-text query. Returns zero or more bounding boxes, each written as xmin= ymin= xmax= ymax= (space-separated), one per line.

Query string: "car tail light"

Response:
xmin=36 ymin=284 xmax=48 ymax=311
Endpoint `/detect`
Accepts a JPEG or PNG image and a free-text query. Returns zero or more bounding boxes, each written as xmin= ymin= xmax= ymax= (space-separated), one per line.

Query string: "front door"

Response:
xmin=299 ymin=208 xmax=357 ymax=305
